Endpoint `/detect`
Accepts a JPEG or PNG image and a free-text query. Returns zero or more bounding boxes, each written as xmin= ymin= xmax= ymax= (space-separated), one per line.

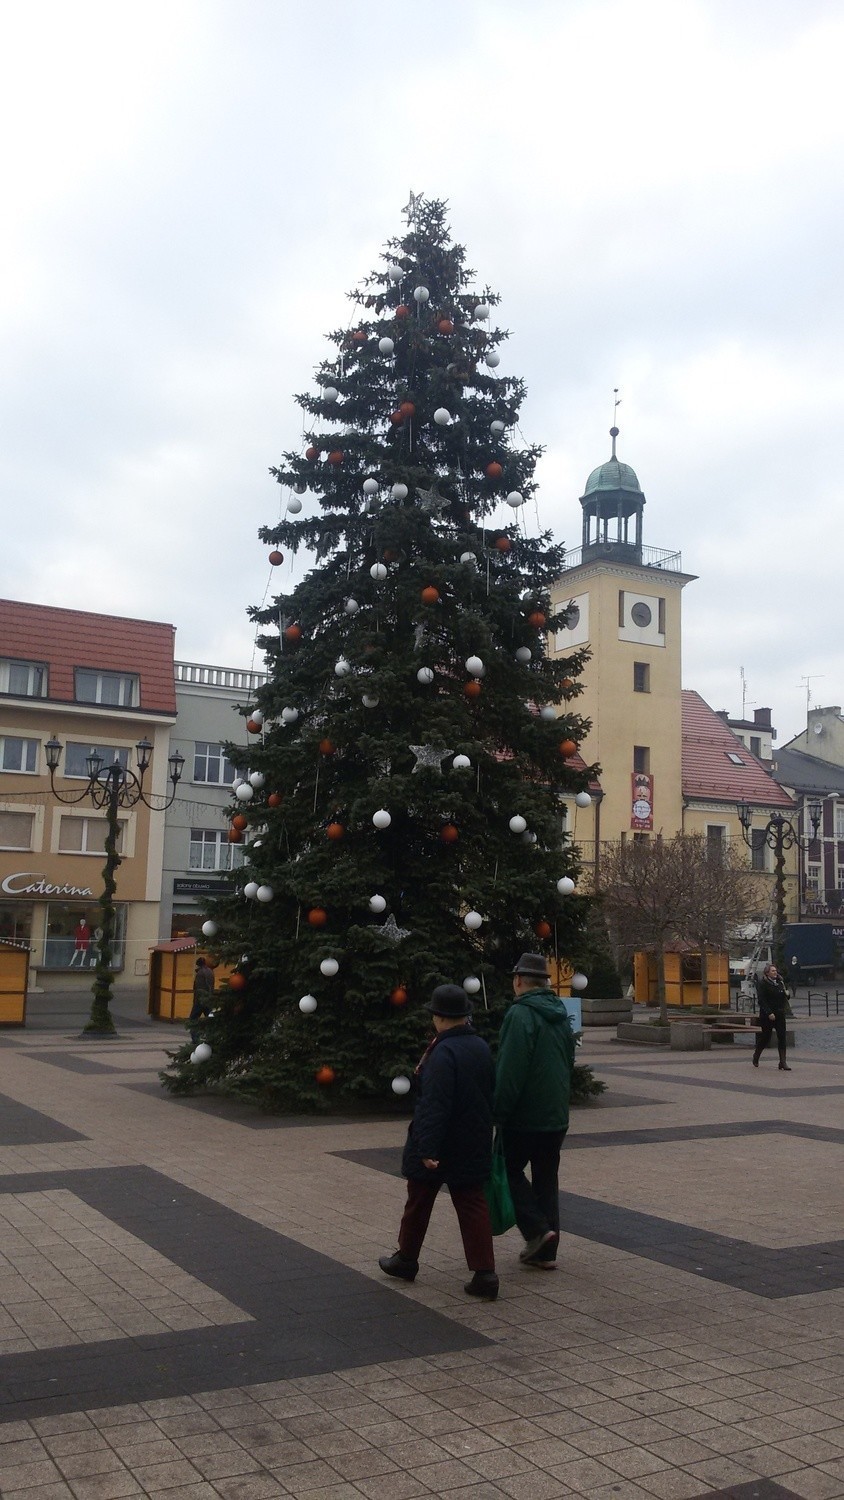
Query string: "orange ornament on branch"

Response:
xmin=562 ymin=677 xmax=574 ymax=690
xmin=534 ymin=920 xmax=552 ymax=940
xmin=228 ymin=827 xmax=243 ymax=843
xmin=268 ymin=550 xmax=284 ymax=566
xmin=390 ymin=410 xmax=404 ymax=425
xmin=267 ymin=792 xmax=282 ymax=808
xmin=395 ymin=304 xmax=409 ymax=319
xmin=440 ymin=823 xmax=459 ymax=844
xmin=389 ymin=986 xmax=408 ymax=1007
xmin=485 ymin=461 xmax=503 ymax=480
xmin=559 ymin=739 xmax=578 ymax=757
xmin=495 ymin=536 xmax=512 ymax=553
xmin=318 ymin=738 xmax=335 ymax=756
xmin=305 ymin=445 xmax=319 ymax=461
xmin=231 ymin=813 xmax=248 ymax=831
xmin=399 ymin=401 xmax=416 ymax=418
xmin=528 ymin=611 xmax=547 ymax=628
xmin=437 ymin=318 xmax=454 ymax=334
xmin=315 ymin=1065 xmax=336 ymax=1085
xmin=420 ymin=586 xmax=440 ymax=605
xmin=464 ymin=680 xmax=482 ymax=699
xmin=228 ymin=972 xmax=247 ymax=991
xmin=307 ymin=907 xmax=328 ymax=928
xmin=328 ymin=450 xmax=344 ymax=466
xmin=352 ymin=329 xmax=367 ymax=344
xmin=283 ymin=624 xmax=302 ymax=643
xmin=246 ymin=718 xmax=262 ymax=733
xmin=326 ymin=822 xmax=345 ymax=841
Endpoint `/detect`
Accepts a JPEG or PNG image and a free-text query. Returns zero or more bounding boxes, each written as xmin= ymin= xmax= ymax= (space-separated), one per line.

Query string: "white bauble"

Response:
xmin=463 ymin=976 xmax=481 ymax=994
xmin=193 ymin=1042 xmax=212 ymax=1064
xmin=416 ymin=667 xmax=434 ymax=685
xmin=369 ymin=894 xmax=387 ymax=913
xmin=474 ymin=302 xmax=490 ymax=320
xmin=372 ymin=809 xmax=391 ymax=829
xmin=557 ymin=876 xmax=576 ymax=896
xmin=299 ymin=994 xmax=318 ymax=1014
xmin=256 ymin=885 xmax=274 ymax=902
xmin=362 ymin=694 xmax=379 ymax=708
xmin=189 ymin=1049 xmax=197 ymax=1063
xmin=523 ymin=831 xmax=538 ymax=845
xmin=575 ymin=791 xmax=592 ymax=808
xmin=465 ymin=655 xmax=484 ymax=677
xmin=460 ymin=551 xmax=477 ymax=567
xmin=485 ymin=351 xmax=501 ymax=369
xmin=413 ymin=285 xmax=430 ymax=303
xmin=248 ymin=709 xmax=264 ymax=727
xmin=506 ymin=491 xmax=524 ymax=509
xmin=287 ymin=496 xmax=303 ymax=514
xmin=319 ymin=958 xmax=339 ymax=977
xmin=509 ymin=815 xmax=527 ymax=834
xmin=515 ymin=647 xmax=532 ymax=664
xmin=391 ymin=1075 xmax=411 ymax=1096
xmin=323 ymin=386 xmax=339 ymax=402
xmin=249 ymin=771 xmax=265 ymax=789
xmin=251 ymin=839 xmax=263 ymax=851
xmin=201 ymin=920 xmax=218 ymax=939
xmin=281 ymin=707 xmax=299 ymax=724
xmin=243 ymin=882 xmax=259 ymax=900
xmin=391 ymin=482 xmax=408 ymax=500
xmin=362 ymin=477 xmax=379 ymax=495
xmin=387 ymin=262 xmax=403 ymax=282
xmin=540 ymin=705 xmax=557 ymax=721
xmin=452 ymin=754 xmax=471 ymax=770
xmin=433 ymin=408 xmax=451 ymax=426
xmin=235 ymin=783 xmax=254 ymax=802
xmin=334 ymin=657 xmax=351 ymax=676
xmin=490 ymin=419 xmax=505 ymax=435
xmin=464 ymin=910 xmax=483 ymax=931
xmin=571 ymin=972 xmax=588 ymax=991
xmin=344 ymin=598 xmax=359 ymax=615
xmin=378 ymin=336 xmax=395 ymax=355
xmin=370 ymin=563 xmax=388 ymax=581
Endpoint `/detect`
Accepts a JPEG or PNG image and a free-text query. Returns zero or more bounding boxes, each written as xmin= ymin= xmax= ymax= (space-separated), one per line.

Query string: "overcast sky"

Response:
xmin=2 ymin=0 xmax=841 ymax=745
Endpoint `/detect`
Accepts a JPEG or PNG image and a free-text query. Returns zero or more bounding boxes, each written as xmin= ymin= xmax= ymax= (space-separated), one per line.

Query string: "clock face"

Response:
xmin=630 ymin=601 xmax=652 ymax=627
xmin=566 ymin=605 xmax=581 ymax=629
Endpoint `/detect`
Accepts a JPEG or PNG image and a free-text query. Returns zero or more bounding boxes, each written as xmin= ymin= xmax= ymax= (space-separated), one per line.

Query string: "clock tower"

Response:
xmin=550 ymin=426 xmax=696 ymax=866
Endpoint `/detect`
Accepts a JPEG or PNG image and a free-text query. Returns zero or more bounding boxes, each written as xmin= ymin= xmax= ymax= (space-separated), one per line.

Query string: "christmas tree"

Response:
xmin=163 ymin=196 xmax=594 ymax=1111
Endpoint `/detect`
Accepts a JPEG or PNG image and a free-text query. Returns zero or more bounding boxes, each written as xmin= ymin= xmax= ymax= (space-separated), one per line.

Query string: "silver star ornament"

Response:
xmin=409 ymin=744 xmax=454 ymax=774
xmin=380 ymin=914 xmax=411 ymax=943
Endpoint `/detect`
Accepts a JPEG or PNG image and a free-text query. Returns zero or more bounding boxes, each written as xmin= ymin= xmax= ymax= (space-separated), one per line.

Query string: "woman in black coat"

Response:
xmin=379 ymin=985 xmax=498 ymax=1300
xmin=753 ymin=963 xmax=791 ymax=1070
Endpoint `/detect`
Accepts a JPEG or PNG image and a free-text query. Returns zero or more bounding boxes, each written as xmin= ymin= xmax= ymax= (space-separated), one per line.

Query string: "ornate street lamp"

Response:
xmin=737 ymin=800 xmax=822 ymax=973
xmin=45 ymin=736 xmax=184 ymax=1035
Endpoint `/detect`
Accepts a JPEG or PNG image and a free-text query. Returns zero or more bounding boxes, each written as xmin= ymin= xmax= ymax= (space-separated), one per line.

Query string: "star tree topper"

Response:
xmin=409 ymin=744 xmax=454 ymax=774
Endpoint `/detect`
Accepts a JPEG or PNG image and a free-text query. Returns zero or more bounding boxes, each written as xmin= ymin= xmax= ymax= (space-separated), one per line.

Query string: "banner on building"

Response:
xmin=631 ymin=773 xmax=654 ymax=831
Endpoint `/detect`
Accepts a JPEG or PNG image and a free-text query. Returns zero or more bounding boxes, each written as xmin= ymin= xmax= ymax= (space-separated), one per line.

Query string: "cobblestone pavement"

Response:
xmin=0 ymin=993 xmax=841 ymax=1500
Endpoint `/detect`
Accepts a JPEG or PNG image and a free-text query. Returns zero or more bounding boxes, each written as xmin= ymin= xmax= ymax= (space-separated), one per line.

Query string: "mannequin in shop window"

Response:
xmin=69 ymin=917 xmax=91 ymax=966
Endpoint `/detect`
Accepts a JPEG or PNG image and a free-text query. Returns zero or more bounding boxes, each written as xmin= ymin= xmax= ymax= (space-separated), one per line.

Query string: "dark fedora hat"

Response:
xmin=512 ymin=952 xmax=551 ymax=979
xmin=427 ymin=984 xmax=472 ymax=1017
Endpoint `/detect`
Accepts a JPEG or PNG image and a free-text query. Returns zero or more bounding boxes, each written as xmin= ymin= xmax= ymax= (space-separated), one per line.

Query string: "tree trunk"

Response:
xmin=657 ymin=949 xmax=668 ymax=1024
xmin=700 ymin=943 xmax=709 ymax=1008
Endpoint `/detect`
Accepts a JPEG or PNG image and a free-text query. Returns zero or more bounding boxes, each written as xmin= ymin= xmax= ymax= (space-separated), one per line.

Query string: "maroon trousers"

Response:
xmin=397 ymin=1179 xmax=495 ymax=1272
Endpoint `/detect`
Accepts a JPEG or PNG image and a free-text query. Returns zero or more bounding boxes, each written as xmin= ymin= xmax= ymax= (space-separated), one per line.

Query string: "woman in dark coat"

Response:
xmin=379 ymin=985 xmax=498 ymax=1300
xmin=753 ymin=963 xmax=791 ymax=1070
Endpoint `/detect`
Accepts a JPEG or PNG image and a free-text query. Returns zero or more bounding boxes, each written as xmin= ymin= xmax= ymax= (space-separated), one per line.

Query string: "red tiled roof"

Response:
xmin=0 ymin=598 xmax=176 ymax=714
xmin=682 ymin=690 xmax=795 ymax=808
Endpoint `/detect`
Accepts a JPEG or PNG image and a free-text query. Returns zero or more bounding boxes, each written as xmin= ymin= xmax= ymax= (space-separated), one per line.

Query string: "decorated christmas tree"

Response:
xmin=163 ymin=196 xmax=595 ymax=1110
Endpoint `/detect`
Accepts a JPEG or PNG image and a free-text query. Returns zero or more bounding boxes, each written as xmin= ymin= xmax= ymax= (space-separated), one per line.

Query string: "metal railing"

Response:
xmin=175 ymin=662 xmax=267 ymax=693
xmin=804 ymin=990 xmax=842 ymax=1017
xmin=561 ymin=543 xmax=683 ymax=572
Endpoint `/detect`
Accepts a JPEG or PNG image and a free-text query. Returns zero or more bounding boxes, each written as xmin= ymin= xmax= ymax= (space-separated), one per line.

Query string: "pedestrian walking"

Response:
xmin=753 ymin=962 xmax=791 ymax=1070
xmin=189 ymin=957 xmax=215 ymax=1045
xmin=379 ymin=984 xmax=498 ymax=1300
xmin=494 ymin=953 xmax=576 ymax=1269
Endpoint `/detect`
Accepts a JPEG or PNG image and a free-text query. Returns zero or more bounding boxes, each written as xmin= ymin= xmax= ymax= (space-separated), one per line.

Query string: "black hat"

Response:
xmin=512 ymin=952 xmax=551 ymax=979
xmin=427 ymin=984 xmax=472 ymax=1017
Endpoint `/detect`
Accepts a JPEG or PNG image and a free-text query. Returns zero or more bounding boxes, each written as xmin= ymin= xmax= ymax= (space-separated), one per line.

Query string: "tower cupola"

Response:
xmin=580 ymin=424 xmax=645 ymax=562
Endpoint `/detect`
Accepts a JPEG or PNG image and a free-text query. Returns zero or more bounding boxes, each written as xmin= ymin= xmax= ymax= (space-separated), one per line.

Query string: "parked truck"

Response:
xmin=783 ymin=923 xmax=837 ymax=981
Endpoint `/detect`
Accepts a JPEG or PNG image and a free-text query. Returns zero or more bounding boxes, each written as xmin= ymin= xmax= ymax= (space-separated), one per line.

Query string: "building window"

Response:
xmin=74 ymin=670 xmax=138 ymax=707
xmin=0 ymin=736 xmax=38 ymax=774
xmin=58 ymin=816 xmax=125 ymax=855
xmin=838 ymin=866 xmax=844 ymax=891
xmin=658 ymin=597 xmax=666 ymax=634
xmin=193 ymin=742 xmax=236 ymax=785
xmin=633 ymin=746 xmax=650 ymax=773
xmin=807 ymin=863 xmax=821 ymax=893
xmin=633 ymin=662 xmax=650 ymax=693
xmin=633 ymin=831 xmax=649 ymax=843
xmin=707 ymin=825 xmax=725 ymax=861
xmin=835 ymin=803 xmax=844 ymax=840
xmin=0 ymin=811 xmax=34 ymax=850
xmin=751 ymin=827 xmax=767 ymax=871
xmin=189 ymin=829 xmax=244 ymax=871
xmin=64 ymin=743 xmax=130 ymax=779
xmin=43 ymin=904 xmax=126 ymax=971
xmin=0 ymin=659 xmax=47 ymax=697
xmin=725 ymin=752 xmax=745 ymax=766
xmin=750 ymin=736 xmax=762 ymax=757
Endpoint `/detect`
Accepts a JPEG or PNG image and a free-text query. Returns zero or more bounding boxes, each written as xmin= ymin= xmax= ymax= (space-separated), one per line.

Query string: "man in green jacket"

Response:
xmin=494 ymin=952 xmax=575 ymax=1269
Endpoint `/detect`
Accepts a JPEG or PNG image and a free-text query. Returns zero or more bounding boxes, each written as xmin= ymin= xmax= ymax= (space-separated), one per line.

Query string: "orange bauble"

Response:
xmin=399 ymin=401 xmax=416 ymax=418
xmin=464 ymin=680 xmax=482 ymax=699
xmin=305 ymin=445 xmax=319 ymax=461
xmin=562 ymin=677 xmax=574 ymax=690
xmin=534 ymin=920 xmax=552 ymax=940
xmin=485 ymin=461 xmax=503 ymax=480
xmin=420 ymin=586 xmax=440 ymax=605
xmin=307 ymin=907 xmax=328 ymax=927
xmin=352 ymin=329 xmax=367 ymax=344
xmin=440 ymin=823 xmax=459 ymax=844
xmin=528 ymin=611 xmax=547 ymax=628
xmin=228 ymin=827 xmax=243 ymax=843
xmin=390 ymin=410 xmax=404 ymax=425
xmin=328 ymin=450 xmax=344 ymax=466
xmin=318 ymin=738 xmax=335 ymax=756
xmin=267 ymin=792 xmax=282 ymax=808
xmin=228 ymin=972 xmax=247 ymax=991
xmin=326 ymin=822 xmax=345 ymax=841
xmin=395 ymin=304 xmax=410 ymax=319
xmin=390 ymin=986 xmax=408 ymax=1007
xmin=559 ymin=739 xmax=578 ymax=757
xmin=246 ymin=717 xmax=261 ymax=733
xmin=268 ymin=550 xmax=284 ymax=566
xmin=437 ymin=318 xmax=454 ymax=334
xmin=231 ymin=813 xmax=248 ymax=831
xmin=495 ymin=536 xmax=512 ymax=553
xmin=283 ymin=624 xmax=302 ymax=643
xmin=315 ymin=1065 xmax=336 ymax=1085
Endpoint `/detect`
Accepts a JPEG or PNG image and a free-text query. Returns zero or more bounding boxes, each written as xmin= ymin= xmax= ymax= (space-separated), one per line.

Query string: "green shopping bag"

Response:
xmin=484 ymin=1131 xmax=516 ymax=1235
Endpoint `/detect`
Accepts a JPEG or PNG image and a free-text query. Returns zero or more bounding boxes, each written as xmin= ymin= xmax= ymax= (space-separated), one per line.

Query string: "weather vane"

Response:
xmin=610 ymin=387 xmax=621 ymax=458
xmin=402 ymin=190 xmax=422 ymax=226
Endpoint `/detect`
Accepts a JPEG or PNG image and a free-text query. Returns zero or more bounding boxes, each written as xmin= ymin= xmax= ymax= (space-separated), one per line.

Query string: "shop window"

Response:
xmin=0 ymin=902 xmax=33 ymax=943
xmin=189 ymin=828 xmax=244 ymax=871
xmin=0 ymin=659 xmax=47 ymax=696
xmin=681 ymin=953 xmax=702 ymax=983
xmin=633 ymin=662 xmax=650 ymax=693
xmin=0 ymin=811 xmax=34 ymax=850
xmin=64 ymin=743 xmax=130 ymax=779
xmin=0 ymin=736 xmax=38 ymax=773
xmin=633 ymin=745 xmax=650 ymax=773
xmin=42 ymin=903 xmax=126 ymax=970
xmin=751 ymin=828 xmax=767 ymax=871
xmin=58 ymin=815 xmax=125 ymax=855
xmin=74 ymin=669 xmax=138 ymax=707
xmin=193 ymin=742 xmax=236 ymax=785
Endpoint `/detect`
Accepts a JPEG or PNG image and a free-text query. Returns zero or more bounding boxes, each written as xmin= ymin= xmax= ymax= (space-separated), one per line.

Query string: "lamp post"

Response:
xmin=737 ymin=801 xmax=822 ymax=973
xmin=45 ymin=736 xmax=184 ymax=1035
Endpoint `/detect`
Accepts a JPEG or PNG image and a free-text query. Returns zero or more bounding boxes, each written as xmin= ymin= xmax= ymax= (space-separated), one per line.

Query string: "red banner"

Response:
xmin=631 ymin=773 xmax=654 ymax=831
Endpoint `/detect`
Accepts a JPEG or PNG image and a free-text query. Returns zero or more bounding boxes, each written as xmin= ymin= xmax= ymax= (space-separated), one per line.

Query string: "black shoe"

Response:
xmin=778 ymin=1062 xmax=792 ymax=1071
xmin=465 ymin=1271 xmax=499 ymax=1300
xmin=752 ymin=1055 xmax=760 ymax=1067
xmin=378 ymin=1252 xmax=418 ymax=1282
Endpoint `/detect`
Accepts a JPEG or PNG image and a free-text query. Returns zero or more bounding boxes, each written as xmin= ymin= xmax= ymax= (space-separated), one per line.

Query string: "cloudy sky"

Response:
xmin=2 ymin=0 xmax=841 ymax=745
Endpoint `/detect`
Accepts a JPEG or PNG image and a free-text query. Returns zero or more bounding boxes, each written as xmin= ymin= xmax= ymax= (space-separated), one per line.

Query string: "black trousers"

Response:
xmin=501 ymin=1127 xmax=566 ymax=1242
xmin=753 ymin=1010 xmax=787 ymax=1063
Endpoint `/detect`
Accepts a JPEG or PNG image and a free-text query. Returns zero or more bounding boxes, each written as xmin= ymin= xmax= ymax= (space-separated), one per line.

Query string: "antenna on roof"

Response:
xmin=610 ymin=388 xmax=621 ymax=459
xmin=739 ymin=666 xmax=755 ymax=718
xmin=800 ymin=675 xmax=824 ymax=714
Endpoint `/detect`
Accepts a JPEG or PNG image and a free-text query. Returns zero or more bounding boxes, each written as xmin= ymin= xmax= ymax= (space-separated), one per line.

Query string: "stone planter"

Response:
xmin=582 ymin=997 xmax=633 ymax=1027
xmin=669 ymin=1021 xmax=711 ymax=1051
xmin=616 ymin=1021 xmax=670 ymax=1045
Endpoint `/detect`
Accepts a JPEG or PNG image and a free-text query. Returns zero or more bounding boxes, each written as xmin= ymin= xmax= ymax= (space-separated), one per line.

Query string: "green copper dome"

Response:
xmin=582 ymin=457 xmax=642 ymax=497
